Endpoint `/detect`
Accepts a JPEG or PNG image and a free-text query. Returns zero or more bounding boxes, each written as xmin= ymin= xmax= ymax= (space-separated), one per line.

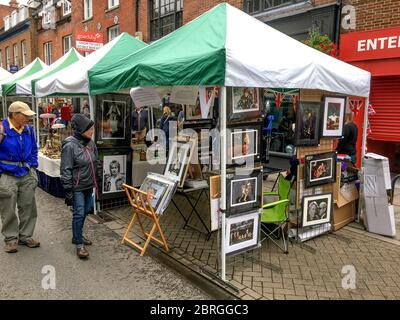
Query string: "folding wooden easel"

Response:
xmin=121 ymin=184 xmax=169 ymax=256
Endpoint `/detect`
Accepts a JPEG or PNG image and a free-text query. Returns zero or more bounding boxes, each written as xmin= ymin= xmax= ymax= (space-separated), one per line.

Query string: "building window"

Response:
xmin=244 ymin=0 xmax=300 ymax=14
xmin=13 ymin=44 xmax=18 ymax=66
xmin=108 ymin=0 xmax=119 ymax=9
xmin=0 ymin=50 xmax=2 ymax=68
xmin=4 ymin=16 xmax=10 ymax=31
xmin=21 ymin=41 xmax=27 ymax=67
xmin=11 ymin=11 xmax=17 ymax=27
xmin=150 ymin=0 xmax=183 ymax=41
xmin=63 ymin=35 xmax=72 ymax=54
xmin=44 ymin=42 xmax=53 ymax=65
xmin=84 ymin=0 xmax=93 ymax=20
xmin=108 ymin=25 xmax=120 ymax=41
xmin=63 ymin=0 xmax=72 ymax=15
xmin=6 ymin=47 xmax=10 ymax=70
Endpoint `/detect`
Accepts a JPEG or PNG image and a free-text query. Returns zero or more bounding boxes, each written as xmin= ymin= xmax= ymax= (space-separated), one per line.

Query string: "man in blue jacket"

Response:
xmin=0 ymin=101 xmax=40 ymax=253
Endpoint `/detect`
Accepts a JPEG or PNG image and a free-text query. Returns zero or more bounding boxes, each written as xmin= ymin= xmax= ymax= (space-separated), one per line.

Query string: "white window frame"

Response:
xmin=63 ymin=35 xmax=72 ymax=54
xmin=108 ymin=0 xmax=119 ymax=9
xmin=21 ymin=41 xmax=27 ymax=67
xmin=6 ymin=47 xmax=10 ymax=70
xmin=4 ymin=16 xmax=10 ymax=31
xmin=108 ymin=25 xmax=120 ymax=41
xmin=84 ymin=0 xmax=93 ymax=20
xmin=0 ymin=50 xmax=3 ymax=69
xmin=13 ymin=44 xmax=18 ymax=66
xmin=11 ymin=11 xmax=17 ymax=27
xmin=44 ymin=42 xmax=53 ymax=65
xmin=63 ymin=0 xmax=72 ymax=16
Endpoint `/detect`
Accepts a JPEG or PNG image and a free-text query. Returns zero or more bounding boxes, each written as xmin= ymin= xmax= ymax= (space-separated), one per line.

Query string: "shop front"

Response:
xmin=340 ymin=27 xmax=400 ymax=172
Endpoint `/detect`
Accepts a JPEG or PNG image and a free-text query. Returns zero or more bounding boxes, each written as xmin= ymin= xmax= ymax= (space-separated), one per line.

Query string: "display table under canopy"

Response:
xmin=37 ymin=152 xmax=65 ymax=198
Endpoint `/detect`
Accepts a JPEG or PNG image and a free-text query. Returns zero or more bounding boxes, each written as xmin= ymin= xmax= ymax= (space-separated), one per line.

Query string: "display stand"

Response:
xmin=171 ymin=186 xmax=211 ymax=240
xmin=121 ymin=183 xmax=169 ymax=256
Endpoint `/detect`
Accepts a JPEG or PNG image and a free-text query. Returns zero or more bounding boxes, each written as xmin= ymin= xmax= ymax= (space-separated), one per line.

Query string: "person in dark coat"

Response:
xmin=60 ymin=114 xmax=99 ymax=259
xmin=337 ymin=113 xmax=358 ymax=165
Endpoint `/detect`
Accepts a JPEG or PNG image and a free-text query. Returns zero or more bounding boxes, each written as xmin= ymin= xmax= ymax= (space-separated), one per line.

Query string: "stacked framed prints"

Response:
xmin=139 ymin=173 xmax=177 ymax=215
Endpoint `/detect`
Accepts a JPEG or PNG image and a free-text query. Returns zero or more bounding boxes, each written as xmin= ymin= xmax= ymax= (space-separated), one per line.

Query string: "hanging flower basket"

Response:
xmin=304 ymin=27 xmax=338 ymax=57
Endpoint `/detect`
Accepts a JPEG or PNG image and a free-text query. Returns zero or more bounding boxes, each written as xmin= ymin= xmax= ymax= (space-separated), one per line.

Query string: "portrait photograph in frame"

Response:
xmin=95 ymin=94 xmax=132 ymax=148
xmin=225 ymin=210 xmax=260 ymax=255
xmin=304 ymin=152 xmax=337 ymax=188
xmin=227 ymin=87 xmax=262 ymax=124
xmin=322 ymin=96 xmax=346 ymax=137
xmin=227 ymin=124 xmax=261 ymax=165
xmin=302 ymin=193 xmax=332 ymax=228
xmin=294 ymin=102 xmax=322 ymax=146
xmin=226 ymin=168 xmax=262 ymax=215
xmin=98 ymin=148 xmax=132 ymax=200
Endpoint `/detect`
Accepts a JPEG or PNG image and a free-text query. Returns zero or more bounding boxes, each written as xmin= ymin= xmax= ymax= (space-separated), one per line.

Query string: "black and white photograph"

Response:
xmin=304 ymin=152 xmax=337 ymax=188
xmin=225 ymin=211 xmax=260 ymax=254
xmin=294 ymin=102 xmax=321 ymax=146
xmin=302 ymin=193 xmax=332 ymax=227
xmin=164 ymin=140 xmax=194 ymax=187
xmin=226 ymin=168 xmax=262 ymax=215
xmin=322 ymin=96 xmax=346 ymax=137
xmin=103 ymin=154 xmax=127 ymax=194
xmin=101 ymin=100 xmax=126 ymax=140
xmin=139 ymin=176 xmax=170 ymax=211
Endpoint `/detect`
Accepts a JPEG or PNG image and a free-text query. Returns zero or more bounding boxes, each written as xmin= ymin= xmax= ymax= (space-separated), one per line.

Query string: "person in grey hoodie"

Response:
xmin=60 ymin=114 xmax=99 ymax=259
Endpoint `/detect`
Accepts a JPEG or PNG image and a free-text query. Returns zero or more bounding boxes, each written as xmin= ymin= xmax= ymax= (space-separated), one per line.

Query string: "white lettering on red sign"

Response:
xmin=357 ymin=35 xmax=400 ymax=52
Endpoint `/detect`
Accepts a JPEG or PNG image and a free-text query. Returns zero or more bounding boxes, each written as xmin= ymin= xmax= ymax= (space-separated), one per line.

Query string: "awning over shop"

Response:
xmin=1 ymin=58 xmax=46 ymax=96
xmin=35 ymin=33 xmax=147 ymax=97
xmin=16 ymin=48 xmax=83 ymax=96
xmin=87 ymin=3 xmax=371 ymax=98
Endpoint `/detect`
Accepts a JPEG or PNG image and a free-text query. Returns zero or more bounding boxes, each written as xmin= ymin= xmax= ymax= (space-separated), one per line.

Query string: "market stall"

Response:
xmin=33 ymin=33 xmax=148 ymax=206
xmin=84 ymin=3 xmax=371 ymax=282
xmin=12 ymin=48 xmax=83 ymax=197
xmin=0 ymin=67 xmax=11 ymax=118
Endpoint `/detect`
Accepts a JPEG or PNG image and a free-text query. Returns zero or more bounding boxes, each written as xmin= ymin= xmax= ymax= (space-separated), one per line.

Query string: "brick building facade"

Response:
xmin=339 ymin=0 xmax=400 ymax=171
xmin=0 ymin=1 xmax=36 ymax=71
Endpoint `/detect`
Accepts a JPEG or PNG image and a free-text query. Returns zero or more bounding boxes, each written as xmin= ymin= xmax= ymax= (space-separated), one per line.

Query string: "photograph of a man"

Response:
xmin=103 ymin=156 xmax=126 ymax=193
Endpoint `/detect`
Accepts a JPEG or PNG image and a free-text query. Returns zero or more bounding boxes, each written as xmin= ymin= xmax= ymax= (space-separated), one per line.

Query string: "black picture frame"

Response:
xmin=304 ymin=152 xmax=337 ymax=188
xmin=226 ymin=168 xmax=262 ymax=215
xmin=302 ymin=193 xmax=333 ymax=228
xmin=95 ymin=93 xmax=132 ymax=148
xmin=183 ymin=86 xmax=216 ymax=123
xmin=294 ymin=102 xmax=322 ymax=146
xmin=98 ymin=148 xmax=132 ymax=200
xmin=226 ymin=87 xmax=263 ymax=124
xmin=227 ymin=124 xmax=262 ymax=166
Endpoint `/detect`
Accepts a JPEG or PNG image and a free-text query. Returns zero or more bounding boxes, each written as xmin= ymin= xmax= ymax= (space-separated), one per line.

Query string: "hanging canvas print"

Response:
xmin=322 ymin=97 xmax=346 ymax=137
xmin=302 ymin=193 xmax=332 ymax=227
xmin=225 ymin=211 xmax=260 ymax=254
xmin=304 ymin=152 xmax=337 ymax=188
xmin=294 ymin=102 xmax=321 ymax=146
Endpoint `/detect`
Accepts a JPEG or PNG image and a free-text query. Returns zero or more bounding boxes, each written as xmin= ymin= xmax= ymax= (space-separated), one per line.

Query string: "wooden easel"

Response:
xmin=121 ymin=184 xmax=169 ymax=256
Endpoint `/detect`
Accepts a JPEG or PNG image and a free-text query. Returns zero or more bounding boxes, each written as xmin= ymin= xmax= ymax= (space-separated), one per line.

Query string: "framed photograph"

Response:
xmin=302 ymin=193 xmax=332 ymax=227
xmin=304 ymin=152 xmax=337 ymax=188
xmin=226 ymin=168 xmax=262 ymax=215
xmin=322 ymin=96 xmax=346 ymax=137
xmin=294 ymin=102 xmax=321 ymax=146
xmin=227 ymin=125 xmax=261 ymax=165
xmin=225 ymin=211 xmax=260 ymax=255
xmin=95 ymin=94 xmax=132 ymax=148
xmin=227 ymin=87 xmax=262 ymax=124
xmin=98 ymin=148 xmax=132 ymax=200
xmin=139 ymin=173 xmax=177 ymax=214
xmin=164 ymin=139 xmax=195 ymax=188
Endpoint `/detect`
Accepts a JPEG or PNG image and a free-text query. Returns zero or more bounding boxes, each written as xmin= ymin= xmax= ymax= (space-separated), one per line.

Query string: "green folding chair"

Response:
xmin=261 ymin=174 xmax=291 ymax=254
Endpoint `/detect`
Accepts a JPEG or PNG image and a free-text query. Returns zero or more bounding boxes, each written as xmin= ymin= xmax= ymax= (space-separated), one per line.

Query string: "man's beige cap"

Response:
xmin=8 ymin=101 xmax=36 ymax=116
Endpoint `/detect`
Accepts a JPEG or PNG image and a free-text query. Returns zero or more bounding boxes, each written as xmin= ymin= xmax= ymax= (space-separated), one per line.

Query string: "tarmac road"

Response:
xmin=0 ymin=189 xmax=216 ymax=300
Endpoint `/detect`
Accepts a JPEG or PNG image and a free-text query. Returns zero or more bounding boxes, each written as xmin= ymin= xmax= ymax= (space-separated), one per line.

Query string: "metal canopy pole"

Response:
xmin=32 ymin=96 xmax=39 ymax=146
xmin=220 ymin=86 xmax=227 ymax=281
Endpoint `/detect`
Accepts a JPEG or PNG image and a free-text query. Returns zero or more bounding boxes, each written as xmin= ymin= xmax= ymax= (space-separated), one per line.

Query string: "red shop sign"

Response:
xmin=340 ymin=26 xmax=400 ymax=62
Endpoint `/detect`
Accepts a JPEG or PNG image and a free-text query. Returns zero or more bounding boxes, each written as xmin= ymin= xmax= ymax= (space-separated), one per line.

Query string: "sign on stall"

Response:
xmin=130 ymin=87 xmax=161 ymax=108
xmin=76 ymin=31 xmax=104 ymax=53
xmin=169 ymin=86 xmax=199 ymax=105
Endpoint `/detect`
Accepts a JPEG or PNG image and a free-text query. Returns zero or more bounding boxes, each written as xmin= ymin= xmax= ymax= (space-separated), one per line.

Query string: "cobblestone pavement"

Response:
xmin=106 ymin=174 xmax=400 ymax=300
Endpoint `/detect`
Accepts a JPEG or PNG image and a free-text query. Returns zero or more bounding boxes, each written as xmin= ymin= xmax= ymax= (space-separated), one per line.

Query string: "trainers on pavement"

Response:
xmin=18 ymin=238 xmax=40 ymax=248
xmin=4 ymin=242 xmax=18 ymax=253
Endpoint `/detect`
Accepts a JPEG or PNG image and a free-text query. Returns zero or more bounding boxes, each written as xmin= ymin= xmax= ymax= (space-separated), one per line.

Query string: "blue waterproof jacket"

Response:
xmin=0 ymin=119 xmax=38 ymax=177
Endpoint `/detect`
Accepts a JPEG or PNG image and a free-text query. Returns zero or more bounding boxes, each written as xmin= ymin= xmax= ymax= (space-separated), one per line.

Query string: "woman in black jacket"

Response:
xmin=60 ymin=114 xmax=99 ymax=259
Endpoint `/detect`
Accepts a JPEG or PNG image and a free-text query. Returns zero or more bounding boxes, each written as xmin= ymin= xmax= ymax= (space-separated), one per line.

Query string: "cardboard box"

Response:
xmin=333 ymin=201 xmax=356 ymax=231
